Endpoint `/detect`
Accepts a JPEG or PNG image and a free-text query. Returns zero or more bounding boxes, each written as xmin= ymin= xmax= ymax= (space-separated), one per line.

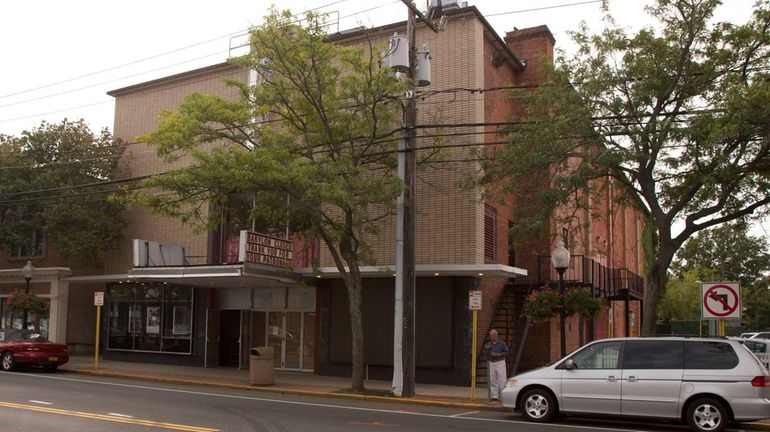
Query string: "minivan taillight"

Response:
xmin=751 ymin=376 xmax=770 ymax=387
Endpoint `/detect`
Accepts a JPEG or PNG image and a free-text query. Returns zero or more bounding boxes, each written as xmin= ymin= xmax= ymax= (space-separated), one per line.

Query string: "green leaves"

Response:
xmin=0 ymin=119 xmax=126 ymax=265
xmin=484 ymin=0 xmax=770 ymax=333
xmin=136 ymin=8 xmax=405 ymax=261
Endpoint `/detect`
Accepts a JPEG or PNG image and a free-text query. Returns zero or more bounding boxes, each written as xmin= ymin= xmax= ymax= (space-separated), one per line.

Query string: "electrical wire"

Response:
xmin=484 ymin=0 xmax=603 ymax=18
xmin=0 ymin=0 xmax=360 ymax=101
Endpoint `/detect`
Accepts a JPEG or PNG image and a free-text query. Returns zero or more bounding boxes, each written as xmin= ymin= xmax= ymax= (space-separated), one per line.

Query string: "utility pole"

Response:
xmin=402 ymin=7 xmax=418 ymax=398
xmin=393 ymin=0 xmax=440 ymax=398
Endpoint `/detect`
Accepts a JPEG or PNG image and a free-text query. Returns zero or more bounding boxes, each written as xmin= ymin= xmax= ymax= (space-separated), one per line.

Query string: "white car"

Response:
xmin=502 ymin=337 xmax=770 ymax=432
xmin=740 ymin=332 xmax=770 ymax=339
xmin=732 ymin=337 xmax=770 ymax=369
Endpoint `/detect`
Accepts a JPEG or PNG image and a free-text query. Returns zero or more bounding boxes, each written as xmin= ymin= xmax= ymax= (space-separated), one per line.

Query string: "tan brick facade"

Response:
xmin=103 ymin=8 xmax=646 ymax=371
xmin=104 ymin=64 xmax=249 ymax=273
xmin=0 ymin=7 xmax=648 ymax=374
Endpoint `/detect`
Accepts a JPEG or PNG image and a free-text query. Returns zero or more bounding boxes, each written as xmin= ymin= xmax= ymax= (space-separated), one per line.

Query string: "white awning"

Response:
xmin=124 ymin=263 xmax=302 ymax=288
xmin=64 ymin=262 xmax=526 ymax=289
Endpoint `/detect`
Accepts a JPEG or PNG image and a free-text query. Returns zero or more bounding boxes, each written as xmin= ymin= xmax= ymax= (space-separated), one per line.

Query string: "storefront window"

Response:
xmin=107 ymin=283 xmax=193 ymax=354
xmin=0 ymin=297 xmax=49 ymax=339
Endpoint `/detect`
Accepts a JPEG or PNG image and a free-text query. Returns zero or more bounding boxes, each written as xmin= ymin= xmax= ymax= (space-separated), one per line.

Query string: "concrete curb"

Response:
xmin=66 ymin=368 xmax=770 ymax=430
xmin=67 ymin=368 xmax=493 ymax=411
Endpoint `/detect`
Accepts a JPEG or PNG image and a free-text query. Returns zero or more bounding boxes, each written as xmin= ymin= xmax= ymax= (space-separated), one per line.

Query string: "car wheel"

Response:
xmin=520 ymin=388 xmax=557 ymax=423
xmin=1 ymin=352 xmax=15 ymax=371
xmin=43 ymin=364 xmax=58 ymax=372
xmin=687 ymin=398 xmax=728 ymax=432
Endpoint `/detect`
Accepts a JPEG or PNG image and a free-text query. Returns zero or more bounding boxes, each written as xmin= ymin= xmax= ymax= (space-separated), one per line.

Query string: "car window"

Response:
xmin=744 ymin=340 xmax=767 ymax=353
xmin=756 ymin=333 xmax=770 ymax=339
xmin=569 ymin=341 xmax=623 ymax=369
xmin=684 ymin=341 xmax=739 ymax=369
xmin=623 ymin=340 xmax=683 ymax=369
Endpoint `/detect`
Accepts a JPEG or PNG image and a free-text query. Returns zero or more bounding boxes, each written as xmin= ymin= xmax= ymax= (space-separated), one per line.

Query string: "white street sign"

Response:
xmin=701 ymin=282 xmax=741 ymax=319
xmin=94 ymin=291 xmax=105 ymax=307
xmin=469 ymin=290 xmax=482 ymax=310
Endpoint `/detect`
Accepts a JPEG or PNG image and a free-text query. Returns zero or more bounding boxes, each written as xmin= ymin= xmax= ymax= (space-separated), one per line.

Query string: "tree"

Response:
xmin=136 ymin=9 xmax=406 ymax=392
xmin=670 ymin=221 xmax=770 ymax=326
xmin=742 ymin=277 xmax=770 ymax=329
xmin=483 ymin=0 xmax=770 ymax=335
xmin=671 ymin=221 xmax=770 ymax=287
xmin=659 ymin=267 xmax=714 ymax=322
xmin=0 ymin=119 xmax=126 ymax=265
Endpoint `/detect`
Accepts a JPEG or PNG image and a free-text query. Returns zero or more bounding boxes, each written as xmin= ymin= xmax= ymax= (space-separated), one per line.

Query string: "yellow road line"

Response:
xmin=0 ymin=401 xmax=219 ymax=432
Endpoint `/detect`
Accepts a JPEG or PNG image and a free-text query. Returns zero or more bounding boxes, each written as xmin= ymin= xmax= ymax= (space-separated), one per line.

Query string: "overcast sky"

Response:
xmin=0 ymin=0 xmax=756 ymax=137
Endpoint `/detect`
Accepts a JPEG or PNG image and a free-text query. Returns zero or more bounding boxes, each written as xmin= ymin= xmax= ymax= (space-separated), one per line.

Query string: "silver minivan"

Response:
xmin=501 ymin=337 xmax=770 ymax=432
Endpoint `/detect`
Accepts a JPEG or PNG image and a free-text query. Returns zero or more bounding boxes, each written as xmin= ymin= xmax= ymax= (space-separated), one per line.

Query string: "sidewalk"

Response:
xmin=61 ymin=355 xmax=491 ymax=409
xmin=60 ymin=356 xmax=770 ymax=430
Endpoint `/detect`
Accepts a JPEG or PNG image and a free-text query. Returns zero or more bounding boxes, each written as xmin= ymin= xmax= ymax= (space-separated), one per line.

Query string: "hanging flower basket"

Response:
xmin=6 ymin=290 xmax=49 ymax=316
xmin=563 ymin=288 xmax=602 ymax=319
xmin=523 ymin=286 xmax=562 ymax=322
xmin=524 ymin=286 xmax=603 ymax=323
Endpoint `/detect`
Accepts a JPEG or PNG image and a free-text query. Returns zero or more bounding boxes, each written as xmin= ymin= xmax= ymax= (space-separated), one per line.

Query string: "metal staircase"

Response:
xmin=475 ymin=285 xmax=529 ymax=385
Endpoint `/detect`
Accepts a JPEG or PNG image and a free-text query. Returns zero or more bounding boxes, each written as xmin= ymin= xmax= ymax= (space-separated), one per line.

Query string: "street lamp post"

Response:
xmin=551 ymin=241 xmax=570 ymax=358
xmin=22 ymin=260 xmax=35 ymax=330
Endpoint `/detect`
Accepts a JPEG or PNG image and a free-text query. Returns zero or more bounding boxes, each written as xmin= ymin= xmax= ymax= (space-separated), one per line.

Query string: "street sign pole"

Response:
xmin=94 ymin=291 xmax=104 ymax=369
xmin=468 ymin=290 xmax=482 ymax=401
xmin=94 ymin=305 xmax=101 ymax=369
xmin=471 ymin=309 xmax=477 ymax=401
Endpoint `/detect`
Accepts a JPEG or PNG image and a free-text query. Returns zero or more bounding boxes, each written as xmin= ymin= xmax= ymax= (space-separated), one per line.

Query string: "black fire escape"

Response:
xmin=476 ymin=255 xmax=644 ymax=384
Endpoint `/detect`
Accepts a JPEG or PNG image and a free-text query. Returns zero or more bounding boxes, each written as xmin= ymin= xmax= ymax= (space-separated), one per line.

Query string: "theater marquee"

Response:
xmin=238 ymin=230 xmax=293 ymax=268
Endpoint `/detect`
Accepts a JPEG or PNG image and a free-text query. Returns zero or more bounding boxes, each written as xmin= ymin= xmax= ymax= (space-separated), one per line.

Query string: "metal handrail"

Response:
xmin=535 ymin=255 xmax=644 ymax=298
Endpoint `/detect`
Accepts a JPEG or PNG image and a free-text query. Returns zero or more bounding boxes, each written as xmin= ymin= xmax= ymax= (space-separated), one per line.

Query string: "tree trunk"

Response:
xmin=642 ymin=244 xmax=676 ymax=336
xmin=344 ymin=272 xmax=366 ymax=392
xmin=338 ymin=232 xmax=366 ymax=393
xmin=318 ymin=228 xmax=367 ymax=393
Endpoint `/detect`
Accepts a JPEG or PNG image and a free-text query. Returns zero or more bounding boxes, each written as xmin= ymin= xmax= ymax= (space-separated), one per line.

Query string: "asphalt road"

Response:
xmin=0 ymin=369 xmax=749 ymax=432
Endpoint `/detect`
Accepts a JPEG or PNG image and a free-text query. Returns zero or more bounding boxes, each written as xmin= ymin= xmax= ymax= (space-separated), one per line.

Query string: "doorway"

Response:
xmin=253 ymin=311 xmax=314 ymax=371
xmin=215 ymin=309 xmax=315 ymax=370
xmin=218 ymin=310 xmax=241 ymax=367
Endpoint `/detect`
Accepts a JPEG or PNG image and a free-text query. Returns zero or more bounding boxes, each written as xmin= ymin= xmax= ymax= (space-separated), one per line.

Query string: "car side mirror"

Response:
xmin=564 ymin=359 xmax=576 ymax=370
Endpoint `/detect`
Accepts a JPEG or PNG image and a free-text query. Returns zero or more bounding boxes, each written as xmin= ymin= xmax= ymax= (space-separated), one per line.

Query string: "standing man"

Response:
xmin=485 ymin=328 xmax=509 ymax=401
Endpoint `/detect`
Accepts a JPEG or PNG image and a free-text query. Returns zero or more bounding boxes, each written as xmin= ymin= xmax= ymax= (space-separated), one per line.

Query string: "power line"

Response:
xmin=0 ymin=121 xmax=744 ymax=203
xmin=0 ymin=50 xmax=229 ymax=110
xmin=0 ymin=101 xmax=728 ymax=172
xmin=339 ymin=0 xmax=400 ymax=20
xmin=484 ymin=0 xmax=603 ymax=18
xmin=0 ymin=2 xmax=398 ymax=124
xmin=0 ymin=36 xmax=240 ymax=102
xmin=0 ymin=174 xmax=156 ymax=198
xmin=0 ymin=100 xmax=114 ymax=123
xmin=0 ymin=0 xmax=359 ymax=102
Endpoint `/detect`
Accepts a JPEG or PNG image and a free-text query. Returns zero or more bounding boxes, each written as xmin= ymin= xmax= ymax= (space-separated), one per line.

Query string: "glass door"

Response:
xmin=303 ymin=312 xmax=315 ymax=370
xmin=259 ymin=311 xmax=314 ymax=371
xmin=267 ymin=312 xmax=284 ymax=368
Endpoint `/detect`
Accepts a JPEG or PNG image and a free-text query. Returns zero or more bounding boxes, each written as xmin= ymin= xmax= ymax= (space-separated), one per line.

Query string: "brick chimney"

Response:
xmin=504 ymin=25 xmax=555 ymax=85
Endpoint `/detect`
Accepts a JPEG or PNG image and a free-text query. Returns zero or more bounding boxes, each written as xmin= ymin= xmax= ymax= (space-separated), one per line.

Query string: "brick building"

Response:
xmin=0 ymin=4 xmax=645 ymax=384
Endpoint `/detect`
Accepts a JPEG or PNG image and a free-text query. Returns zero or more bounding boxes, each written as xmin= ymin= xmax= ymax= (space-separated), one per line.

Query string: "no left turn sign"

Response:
xmin=701 ymin=283 xmax=741 ymax=319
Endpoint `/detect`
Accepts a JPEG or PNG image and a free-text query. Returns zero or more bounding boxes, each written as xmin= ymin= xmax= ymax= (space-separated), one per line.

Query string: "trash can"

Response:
xmin=249 ymin=346 xmax=274 ymax=386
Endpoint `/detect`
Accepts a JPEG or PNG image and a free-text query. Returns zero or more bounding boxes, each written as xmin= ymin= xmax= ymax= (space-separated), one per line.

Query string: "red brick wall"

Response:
xmin=505 ymin=26 xmax=555 ymax=87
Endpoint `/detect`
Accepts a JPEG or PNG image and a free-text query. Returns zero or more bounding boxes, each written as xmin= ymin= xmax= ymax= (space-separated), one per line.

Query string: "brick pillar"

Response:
xmin=504 ymin=25 xmax=556 ymax=86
